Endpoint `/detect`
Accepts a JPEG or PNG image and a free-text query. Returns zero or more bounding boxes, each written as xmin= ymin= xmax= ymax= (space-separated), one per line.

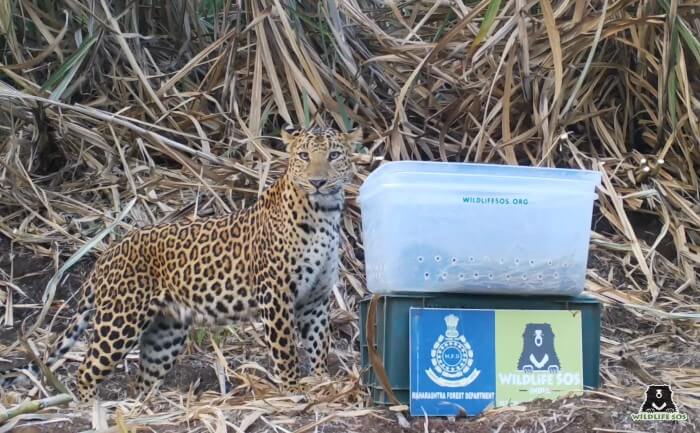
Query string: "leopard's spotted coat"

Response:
xmin=1 ymin=126 xmax=362 ymax=401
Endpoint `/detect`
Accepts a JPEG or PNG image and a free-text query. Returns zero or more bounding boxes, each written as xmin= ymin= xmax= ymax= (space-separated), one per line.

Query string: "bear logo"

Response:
xmin=516 ymin=323 xmax=561 ymax=373
xmin=640 ymin=385 xmax=677 ymax=413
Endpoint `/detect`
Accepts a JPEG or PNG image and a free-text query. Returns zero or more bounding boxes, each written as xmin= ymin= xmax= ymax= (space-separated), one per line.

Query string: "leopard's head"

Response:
xmin=281 ymin=126 xmax=362 ymax=197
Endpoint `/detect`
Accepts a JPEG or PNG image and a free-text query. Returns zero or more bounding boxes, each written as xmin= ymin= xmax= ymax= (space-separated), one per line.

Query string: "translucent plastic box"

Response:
xmin=358 ymin=161 xmax=601 ymax=296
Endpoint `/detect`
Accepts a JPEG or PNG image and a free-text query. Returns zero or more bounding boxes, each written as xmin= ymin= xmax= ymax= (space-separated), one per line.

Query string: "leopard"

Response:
xmin=0 ymin=126 xmax=363 ymax=402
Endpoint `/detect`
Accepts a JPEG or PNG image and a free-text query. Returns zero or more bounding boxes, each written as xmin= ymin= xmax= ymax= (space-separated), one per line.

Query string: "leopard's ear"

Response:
xmin=341 ymin=127 xmax=363 ymax=150
xmin=281 ymin=124 xmax=297 ymax=151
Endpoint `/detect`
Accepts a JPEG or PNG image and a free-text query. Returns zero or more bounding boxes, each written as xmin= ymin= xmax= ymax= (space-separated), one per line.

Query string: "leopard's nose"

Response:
xmin=309 ymin=179 xmax=327 ymax=189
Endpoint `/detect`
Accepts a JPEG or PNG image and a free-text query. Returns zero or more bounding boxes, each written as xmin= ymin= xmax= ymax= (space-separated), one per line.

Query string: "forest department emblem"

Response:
xmin=426 ymin=314 xmax=481 ymax=387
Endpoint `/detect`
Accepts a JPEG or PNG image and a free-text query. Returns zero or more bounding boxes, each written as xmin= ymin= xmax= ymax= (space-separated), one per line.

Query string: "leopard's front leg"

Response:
xmin=260 ymin=288 xmax=301 ymax=391
xmin=296 ymin=294 xmax=331 ymax=376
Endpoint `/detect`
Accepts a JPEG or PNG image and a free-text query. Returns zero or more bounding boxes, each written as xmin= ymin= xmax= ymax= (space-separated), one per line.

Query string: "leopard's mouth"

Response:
xmin=307 ymin=183 xmax=343 ymax=196
xmin=315 ymin=187 xmax=342 ymax=196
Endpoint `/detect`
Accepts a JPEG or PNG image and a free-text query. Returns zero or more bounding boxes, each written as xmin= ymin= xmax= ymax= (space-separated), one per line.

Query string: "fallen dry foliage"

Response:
xmin=0 ymin=0 xmax=698 ymax=432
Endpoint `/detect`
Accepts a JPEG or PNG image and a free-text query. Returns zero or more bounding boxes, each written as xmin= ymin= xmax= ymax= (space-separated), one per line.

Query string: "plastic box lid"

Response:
xmin=359 ymin=161 xmax=602 ymax=203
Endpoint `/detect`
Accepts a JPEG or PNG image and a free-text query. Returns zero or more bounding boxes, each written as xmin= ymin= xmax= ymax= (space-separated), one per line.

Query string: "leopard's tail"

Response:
xmin=1 ymin=282 xmax=95 ymax=388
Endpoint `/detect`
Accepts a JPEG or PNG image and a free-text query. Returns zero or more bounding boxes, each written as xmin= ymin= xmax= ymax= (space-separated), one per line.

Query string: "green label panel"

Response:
xmin=495 ymin=310 xmax=583 ymax=407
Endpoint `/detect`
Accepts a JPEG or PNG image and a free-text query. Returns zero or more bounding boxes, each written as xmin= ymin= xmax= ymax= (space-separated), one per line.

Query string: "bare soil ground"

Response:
xmin=1 ymin=237 xmax=698 ymax=433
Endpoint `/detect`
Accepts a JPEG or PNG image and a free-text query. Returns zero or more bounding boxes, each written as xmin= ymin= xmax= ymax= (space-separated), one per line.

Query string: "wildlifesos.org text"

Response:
xmin=462 ymin=196 xmax=529 ymax=205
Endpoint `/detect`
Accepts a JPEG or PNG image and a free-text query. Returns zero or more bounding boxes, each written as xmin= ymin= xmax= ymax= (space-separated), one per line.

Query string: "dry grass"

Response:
xmin=0 ymin=0 xmax=699 ymax=432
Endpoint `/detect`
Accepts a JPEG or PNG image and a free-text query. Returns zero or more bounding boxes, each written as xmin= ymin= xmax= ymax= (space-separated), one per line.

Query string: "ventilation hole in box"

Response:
xmin=459 ymin=273 xmax=465 ymax=280
xmin=547 ymin=259 xmax=553 ymax=266
xmin=499 ymin=257 xmax=505 ymax=265
xmin=417 ymin=256 xmax=424 ymax=263
xmin=563 ymin=262 xmax=570 ymax=268
xmin=469 ymin=256 xmax=475 ymax=263
xmin=537 ymin=274 xmax=544 ymax=280
xmin=441 ymin=272 xmax=448 ymax=280
xmin=514 ymin=258 xmax=520 ymax=265
xmin=553 ymin=272 xmax=559 ymax=279
xmin=505 ymin=274 xmax=511 ymax=280
xmin=451 ymin=257 xmax=458 ymax=264
xmin=424 ymin=272 xmax=430 ymax=280
xmin=521 ymin=274 xmax=528 ymax=281
xmin=434 ymin=255 xmax=442 ymax=262
xmin=473 ymin=272 xmax=480 ymax=279
xmin=529 ymin=260 xmax=535 ymax=266
xmin=488 ymin=273 xmax=494 ymax=280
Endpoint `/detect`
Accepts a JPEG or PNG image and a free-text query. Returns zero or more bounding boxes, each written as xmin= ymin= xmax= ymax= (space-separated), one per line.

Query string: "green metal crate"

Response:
xmin=359 ymin=293 xmax=601 ymax=406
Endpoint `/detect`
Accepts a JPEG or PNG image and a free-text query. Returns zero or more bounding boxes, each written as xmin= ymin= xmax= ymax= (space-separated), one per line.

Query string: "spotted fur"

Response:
xmin=1 ymin=126 xmax=362 ymax=401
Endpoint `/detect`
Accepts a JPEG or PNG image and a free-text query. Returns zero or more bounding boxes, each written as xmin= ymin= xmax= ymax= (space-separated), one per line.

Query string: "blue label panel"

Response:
xmin=410 ymin=308 xmax=496 ymax=416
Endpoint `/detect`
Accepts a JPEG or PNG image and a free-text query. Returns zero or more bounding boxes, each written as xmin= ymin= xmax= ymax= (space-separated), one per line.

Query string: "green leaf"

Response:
xmin=201 ymin=0 xmax=225 ymax=17
xmin=40 ymin=35 xmax=98 ymax=100
xmin=675 ymin=18 xmax=700 ymax=66
xmin=469 ymin=0 xmax=503 ymax=55
xmin=659 ymin=0 xmax=700 ymax=65
xmin=302 ymin=90 xmax=311 ymax=128
xmin=668 ymin=65 xmax=678 ymax=126
xmin=668 ymin=21 xmax=680 ymax=126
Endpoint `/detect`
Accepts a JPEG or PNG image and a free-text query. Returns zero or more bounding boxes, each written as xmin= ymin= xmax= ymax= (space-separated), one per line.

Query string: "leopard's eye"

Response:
xmin=328 ymin=151 xmax=341 ymax=161
xmin=298 ymin=152 xmax=310 ymax=161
